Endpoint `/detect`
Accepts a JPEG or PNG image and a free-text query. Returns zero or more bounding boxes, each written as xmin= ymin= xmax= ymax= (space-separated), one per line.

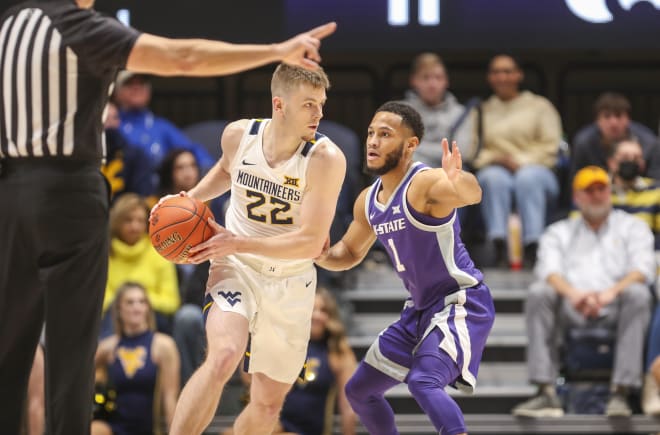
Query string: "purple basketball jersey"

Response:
xmin=366 ymin=162 xmax=484 ymax=310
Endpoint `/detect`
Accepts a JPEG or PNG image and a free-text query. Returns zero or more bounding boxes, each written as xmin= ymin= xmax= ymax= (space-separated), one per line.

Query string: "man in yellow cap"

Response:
xmin=512 ymin=165 xmax=655 ymax=418
xmin=572 ymin=165 xmax=611 ymax=191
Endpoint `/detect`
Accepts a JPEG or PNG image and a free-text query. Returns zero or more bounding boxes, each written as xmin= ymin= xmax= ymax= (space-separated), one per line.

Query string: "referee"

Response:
xmin=0 ymin=1 xmax=336 ymax=433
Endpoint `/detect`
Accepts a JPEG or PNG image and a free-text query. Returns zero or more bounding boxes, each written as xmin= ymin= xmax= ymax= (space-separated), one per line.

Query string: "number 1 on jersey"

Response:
xmin=387 ymin=238 xmax=406 ymax=272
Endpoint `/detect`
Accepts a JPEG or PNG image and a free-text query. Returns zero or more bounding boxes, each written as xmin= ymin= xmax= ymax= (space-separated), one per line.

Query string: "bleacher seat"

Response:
xmin=183 ymin=120 xmax=229 ymax=161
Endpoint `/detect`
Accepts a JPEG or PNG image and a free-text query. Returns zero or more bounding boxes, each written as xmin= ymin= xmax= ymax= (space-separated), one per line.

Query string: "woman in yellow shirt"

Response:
xmin=100 ymin=193 xmax=179 ymax=337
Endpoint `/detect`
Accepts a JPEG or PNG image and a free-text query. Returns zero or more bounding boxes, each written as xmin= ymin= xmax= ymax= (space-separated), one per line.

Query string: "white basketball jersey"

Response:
xmin=225 ymin=119 xmax=327 ymax=271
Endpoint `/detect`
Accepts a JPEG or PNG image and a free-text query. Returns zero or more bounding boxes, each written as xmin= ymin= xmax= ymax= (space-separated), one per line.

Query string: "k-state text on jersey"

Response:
xmin=373 ymin=218 xmax=407 ymax=235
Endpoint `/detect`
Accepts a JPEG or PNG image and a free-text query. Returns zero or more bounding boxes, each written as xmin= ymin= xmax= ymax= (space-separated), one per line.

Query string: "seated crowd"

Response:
xmin=402 ymin=52 xmax=660 ymax=419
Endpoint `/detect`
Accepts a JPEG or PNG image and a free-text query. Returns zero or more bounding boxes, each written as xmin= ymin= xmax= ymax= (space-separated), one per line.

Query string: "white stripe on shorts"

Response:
xmin=365 ymin=336 xmax=409 ymax=382
xmin=453 ymin=303 xmax=476 ymax=389
xmin=416 ymin=290 xmax=476 ymax=393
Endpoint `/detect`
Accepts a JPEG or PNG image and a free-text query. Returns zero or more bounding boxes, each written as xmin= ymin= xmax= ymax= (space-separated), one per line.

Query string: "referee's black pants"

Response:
xmin=0 ymin=160 xmax=109 ymax=435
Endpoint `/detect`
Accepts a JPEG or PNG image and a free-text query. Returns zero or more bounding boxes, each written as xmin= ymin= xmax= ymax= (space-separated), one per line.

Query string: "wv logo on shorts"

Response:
xmin=218 ymin=291 xmax=242 ymax=307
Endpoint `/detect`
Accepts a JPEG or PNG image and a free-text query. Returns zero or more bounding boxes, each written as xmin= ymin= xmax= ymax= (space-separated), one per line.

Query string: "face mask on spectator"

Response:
xmin=618 ymin=160 xmax=640 ymax=181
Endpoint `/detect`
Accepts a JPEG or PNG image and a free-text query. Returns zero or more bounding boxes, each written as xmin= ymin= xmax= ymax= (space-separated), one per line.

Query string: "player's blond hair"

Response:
xmin=270 ymin=63 xmax=330 ymax=97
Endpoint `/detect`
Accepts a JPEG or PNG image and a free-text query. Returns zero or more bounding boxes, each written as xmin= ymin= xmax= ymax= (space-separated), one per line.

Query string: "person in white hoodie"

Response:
xmin=402 ymin=53 xmax=474 ymax=168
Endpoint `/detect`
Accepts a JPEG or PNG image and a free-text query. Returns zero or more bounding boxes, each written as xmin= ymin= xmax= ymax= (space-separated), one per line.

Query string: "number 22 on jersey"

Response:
xmin=245 ymin=190 xmax=293 ymax=225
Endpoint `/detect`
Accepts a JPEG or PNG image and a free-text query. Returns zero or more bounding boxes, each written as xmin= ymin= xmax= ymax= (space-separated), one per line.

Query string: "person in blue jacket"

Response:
xmin=114 ymin=71 xmax=215 ymax=174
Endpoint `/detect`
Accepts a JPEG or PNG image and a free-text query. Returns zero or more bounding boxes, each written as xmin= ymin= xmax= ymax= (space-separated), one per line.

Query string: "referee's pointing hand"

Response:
xmin=278 ymin=22 xmax=337 ymax=70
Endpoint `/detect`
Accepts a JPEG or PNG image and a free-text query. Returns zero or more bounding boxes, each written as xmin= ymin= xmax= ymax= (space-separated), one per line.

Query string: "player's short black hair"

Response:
xmin=376 ymin=101 xmax=425 ymax=141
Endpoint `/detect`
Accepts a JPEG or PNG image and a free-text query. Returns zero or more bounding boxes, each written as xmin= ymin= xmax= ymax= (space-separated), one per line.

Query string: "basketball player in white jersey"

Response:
xmin=158 ymin=64 xmax=346 ymax=435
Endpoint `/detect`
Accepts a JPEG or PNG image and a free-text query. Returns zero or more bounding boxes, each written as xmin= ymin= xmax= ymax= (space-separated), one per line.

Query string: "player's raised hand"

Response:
xmin=441 ymin=139 xmax=462 ymax=181
xmin=276 ymin=22 xmax=337 ymax=70
xmin=187 ymin=217 xmax=237 ymax=263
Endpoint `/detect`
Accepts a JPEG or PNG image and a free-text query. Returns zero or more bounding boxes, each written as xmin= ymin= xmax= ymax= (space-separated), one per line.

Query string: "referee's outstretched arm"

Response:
xmin=126 ymin=22 xmax=337 ymax=76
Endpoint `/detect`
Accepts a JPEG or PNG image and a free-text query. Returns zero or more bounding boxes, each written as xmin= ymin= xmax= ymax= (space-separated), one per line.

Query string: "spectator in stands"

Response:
xmin=101 ymin=101 xmax=155 ymax=201
xmin=512 ymin=166 xmax=654 ymax=418
xmin=603 ymin=139 xmax=660 ymax=416
xmin=274 ymin=286 xmax=357 ymax=435
xmin=102 ymin=194 xmax=180 ymax=337
xmin=92 ymin=282 xmax=180 ymax=435
xmin=473 ymin=54 xmax=562 ymax=269
xmin=572 ymin=92 xmax=660 ymax=180
xmin=580 ymin=140 xmax=660 ymax=417
xmin=157 ymin=148 xmax=228 ymax=225
xmin=568 ymin=147 xmax=660 ymax=415
xmin=113 ymin=72 xmax=215 ymax=174
xmin=401 ymin=53 xmax=474 ymax=167
xmin=607 ymin=139 xmax=660 ymax=248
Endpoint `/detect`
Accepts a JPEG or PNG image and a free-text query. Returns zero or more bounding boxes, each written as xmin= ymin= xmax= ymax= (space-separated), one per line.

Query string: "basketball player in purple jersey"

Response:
xmin=316 ymin=101 xmax=495 ymax=435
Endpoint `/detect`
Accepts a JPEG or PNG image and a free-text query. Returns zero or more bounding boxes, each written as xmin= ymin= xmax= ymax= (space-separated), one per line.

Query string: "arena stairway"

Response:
xmin=207 ymin=263 xmax=660 ymax=434
xmin=344 ymin=263 xmax=535 ymax=416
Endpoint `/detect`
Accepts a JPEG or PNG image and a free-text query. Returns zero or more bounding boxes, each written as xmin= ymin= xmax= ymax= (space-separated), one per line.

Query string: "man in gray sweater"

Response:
xmin=402 ymin=53 xmax=473 ymax=167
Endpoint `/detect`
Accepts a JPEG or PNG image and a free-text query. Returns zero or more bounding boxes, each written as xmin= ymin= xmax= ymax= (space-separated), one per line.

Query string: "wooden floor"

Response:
xmin=206 ymin=414 xmax=660 ymax=435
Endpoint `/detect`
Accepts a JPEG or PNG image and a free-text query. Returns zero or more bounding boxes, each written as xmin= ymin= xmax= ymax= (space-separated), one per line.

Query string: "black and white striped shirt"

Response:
xmin=0 ymin=0 xmax=140 ymax=161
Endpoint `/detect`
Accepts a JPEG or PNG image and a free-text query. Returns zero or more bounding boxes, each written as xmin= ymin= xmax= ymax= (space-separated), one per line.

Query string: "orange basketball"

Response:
xmin=149 ymin=196 xmax=215 ymax=264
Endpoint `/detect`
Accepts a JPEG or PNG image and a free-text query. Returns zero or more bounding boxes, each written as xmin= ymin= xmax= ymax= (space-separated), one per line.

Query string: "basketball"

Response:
xmin=149 ymin=196 xmax=216 ymax=264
